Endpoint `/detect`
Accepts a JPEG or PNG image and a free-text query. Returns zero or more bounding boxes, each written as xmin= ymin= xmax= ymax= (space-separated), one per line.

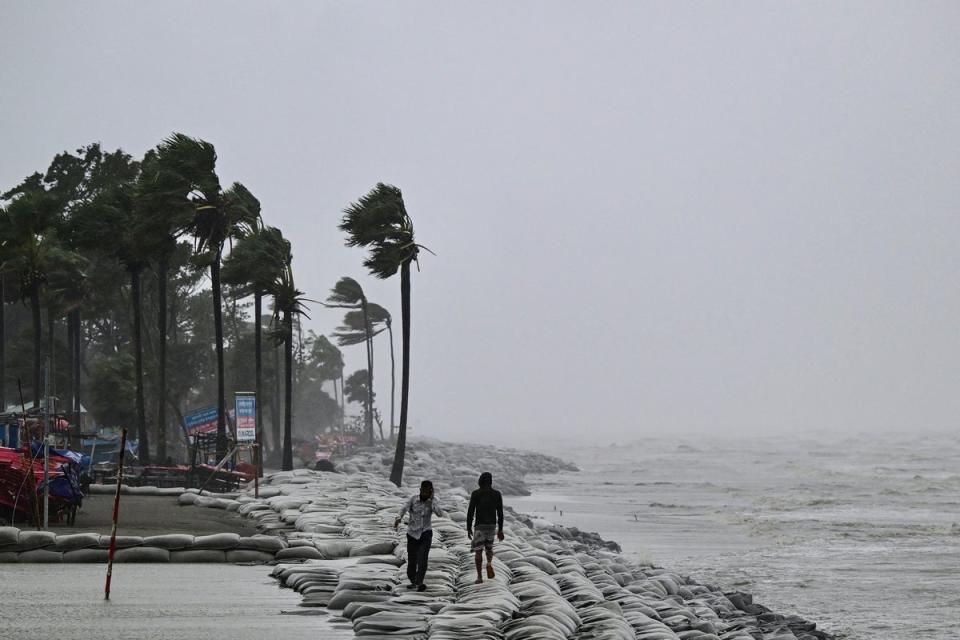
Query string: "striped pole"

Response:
xmin=104 ymin=428 xmax=128 ymax=600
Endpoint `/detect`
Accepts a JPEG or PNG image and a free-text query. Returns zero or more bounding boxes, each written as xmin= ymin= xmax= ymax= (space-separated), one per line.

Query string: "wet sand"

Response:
xmin=0 ymin=564 xmax=353 ymax=640
xmin=55 ymin=494 xmax=256 ymax=537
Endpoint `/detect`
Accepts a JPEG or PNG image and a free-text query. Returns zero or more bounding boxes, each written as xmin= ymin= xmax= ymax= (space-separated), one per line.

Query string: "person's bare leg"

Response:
xmin=485 ymin=548 xmax=495 ymax=579
xmin=474 ymin=550 xmax=484 ymax=583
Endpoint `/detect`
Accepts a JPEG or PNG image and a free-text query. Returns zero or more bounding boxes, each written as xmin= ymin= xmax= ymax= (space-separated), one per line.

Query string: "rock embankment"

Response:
xmin=331 ymin=438 xmax=579 ymax=496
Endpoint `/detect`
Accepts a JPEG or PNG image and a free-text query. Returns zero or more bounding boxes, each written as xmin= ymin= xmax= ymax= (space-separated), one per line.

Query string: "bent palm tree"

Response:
xmin=223 ymin=224 xmax=289 ymax=468
xmin=340 ymin=183 xmax=426 ymax=486
xmin=325 ymin=277 xmax=378 ymax=446
xmin=266 ymin=231 xmax=308 ymax=471
xmin=157 ymin=134 xmax=259 ymax=460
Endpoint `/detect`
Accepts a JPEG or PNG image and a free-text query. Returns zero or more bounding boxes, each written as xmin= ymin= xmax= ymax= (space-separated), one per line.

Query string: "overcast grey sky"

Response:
xmin=2 ymin=2 xmax=958 ymax=444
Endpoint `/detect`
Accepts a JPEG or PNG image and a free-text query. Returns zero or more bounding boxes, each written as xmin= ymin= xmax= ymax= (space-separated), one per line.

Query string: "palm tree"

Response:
xmin=325 ymin=277 xmax=378 ymax=446
xmin=331 ymin=303 xmax=391 ymax=441
xmin=343 ymin=369 xmax=373 ymax=430
xmin=156 ymin=134 xmax=259 ymax=461
xmin=265 ymin=230 xmax=308 ymax=471
xmin=137 ymin=145 xmax=196 ymax=461
xmin=223 ymin=224 xmax=290 ymax=468
xmin=340 ymin=183 xmax=426 ymax=486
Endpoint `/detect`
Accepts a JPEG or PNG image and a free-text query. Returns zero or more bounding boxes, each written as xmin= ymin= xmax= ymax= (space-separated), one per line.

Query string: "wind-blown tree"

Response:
xmin=343 ymin=369 xmax=373 ymax=431
xmin=137 ymin=144 xmax=196 ymax=461
xmin=157 ymin=134 xmax=259 ymax=460
xmin=307 ymin=333 xmax=345 ymax=425
xmin=332 ymin=303 xmax=391 ymax=439
xmin=0 ymin=189 xmax=63 ymax=407
xmin=325 ymin=277 xmax=377 ymax=445
xmin=266 ymin=231 xmax=308 ymax=471
xmin=74 ymin=176 xmax=156 ymax=461
xmin=223 ymin=224 xmax=291 ymax=467
xmin=340 ymin=183 xmax=426 ymax=486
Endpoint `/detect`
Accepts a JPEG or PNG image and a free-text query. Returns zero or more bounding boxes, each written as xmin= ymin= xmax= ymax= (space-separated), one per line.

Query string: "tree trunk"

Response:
xmin=254 ymin=291 xmax=262 ymax=476
xmin=71 ymin=309 xmax=81 ymax=432
xmin=156 ymin=256 xmax=168 ymax=462
xmin=212 ymin=248 xmax=227 ymax=461
xmin=361 ymin=300 xmax=374 ymax=446
xmin=387 ymin=319 xmax=396 ymax=443
xmin=1 ymin=274 xmax=5 ymax=411
xmin=390 ymin=259 xmax=412 ymax=487
xmin=272 ymin=322 xmax=281 ymax=456
xmin=46 ymin=307 xmax=55 ymax=425
xmin=281 ymin=309 xmax=293 ymax=471
xmin=67 ymin=310 xmax=74 ymax=430
xmin=31 ymin=284 xmax=41 ymax=408
xmin=132 ymin=268 xmax=150 ymax=463
xmin=339 ymin=370 xmax=345 ymax=434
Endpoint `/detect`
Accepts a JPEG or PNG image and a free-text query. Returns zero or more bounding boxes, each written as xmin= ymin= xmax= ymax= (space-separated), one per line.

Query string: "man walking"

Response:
xmin=395 ymin=480 xmax=444 ymax=592
xmin=466 ymin=471 xmax=504 ymax=584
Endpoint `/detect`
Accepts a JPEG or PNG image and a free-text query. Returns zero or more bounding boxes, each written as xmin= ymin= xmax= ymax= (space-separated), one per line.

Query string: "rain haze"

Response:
xmin=2 ymin=1 xmax=959 ymax=446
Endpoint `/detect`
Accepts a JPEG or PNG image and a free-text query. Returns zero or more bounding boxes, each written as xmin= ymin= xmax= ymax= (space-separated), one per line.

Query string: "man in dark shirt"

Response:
xmin=466 ymin=471 xmax=505 ymax=584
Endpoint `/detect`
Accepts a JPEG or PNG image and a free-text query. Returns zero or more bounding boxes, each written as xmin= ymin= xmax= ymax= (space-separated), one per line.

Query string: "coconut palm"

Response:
xmin=332 ymin=303 xmax=392 ymax=440
xmin=156 ymin=133 xmax=259 ymax=460
xmin=340 ymin=183 xmax=426 ymax=486
xmin=222 ymin=224 xmax=290 ymax=466
xmin=265 ymin=229 xmax=308 ymax=470
xmin=325 ymin=277 xmax=378 ymax=446
xmin=136 ymin=145 xmax=196 ymax=461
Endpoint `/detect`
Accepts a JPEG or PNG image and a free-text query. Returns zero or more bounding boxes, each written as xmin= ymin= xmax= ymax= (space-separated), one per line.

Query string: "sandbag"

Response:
xmin=327 ymin=589 xmax=393 ymax=610
xmin=177 ymin=493 xmax=199 ymax=505
xmin=0 ymin=527 xmax=19 ymax=546
xmin=97 ymin=535 xmax=143 ymax=549
xmin=115 ymin=546 xmax=170 ymax=563
xmin=170 ymin=549 xmax=227 ymax=563
xmin=0 ymin=552 xmax=19 ymax=563
xmin=225 ymin=549 xmax=275 ymax=563
xmin=142 ymin=534 xmax=195 ymax=550
xmin=18 ymin=549 xmax=62 ymax=563
xmin=192 ymin=533 xmax=240 ymax=550
xmin=17 ymin=530 xmax=57 ymax=550
xmin=63 ymin=549 xmax=110 ymax=563
xmin=275 ymin=546 xmax=324 ymax=560
xmin=54 ymin=533 xmax=101 ymax=551
xmin=236 ymin=535 xmax=286 ymax=552
xmin=349 ymin=541 xmax=397 ymax=557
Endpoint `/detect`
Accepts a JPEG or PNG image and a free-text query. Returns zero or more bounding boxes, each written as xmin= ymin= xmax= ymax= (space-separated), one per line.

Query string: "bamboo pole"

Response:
xmin=104 ymin=427 xmax=128 ymax=600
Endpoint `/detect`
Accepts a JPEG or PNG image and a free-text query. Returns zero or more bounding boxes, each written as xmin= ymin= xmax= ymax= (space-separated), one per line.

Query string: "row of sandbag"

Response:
xmin=0 ymin=526 xmax=286 ymax=563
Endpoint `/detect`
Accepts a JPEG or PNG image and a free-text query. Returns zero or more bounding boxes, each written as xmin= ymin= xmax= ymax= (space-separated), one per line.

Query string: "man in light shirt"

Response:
xmin=394 ymin=479 xmax=444 ymax=592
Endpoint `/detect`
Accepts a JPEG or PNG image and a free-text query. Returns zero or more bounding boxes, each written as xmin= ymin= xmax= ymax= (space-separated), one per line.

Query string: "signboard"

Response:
xmin=183 ymin=406 xmax=218 ymax=439
xmin=234 ymin=392 xmax=257 ymax=443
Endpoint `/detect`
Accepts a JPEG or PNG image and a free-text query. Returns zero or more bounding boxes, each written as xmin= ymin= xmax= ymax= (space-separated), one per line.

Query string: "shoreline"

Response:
xmin=3 ymin=439 xmax=837 ymax=640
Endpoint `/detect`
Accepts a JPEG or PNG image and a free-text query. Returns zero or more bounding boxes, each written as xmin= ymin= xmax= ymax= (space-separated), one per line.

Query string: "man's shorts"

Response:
xmin=471 ymin=525 xmax=497 ymax=553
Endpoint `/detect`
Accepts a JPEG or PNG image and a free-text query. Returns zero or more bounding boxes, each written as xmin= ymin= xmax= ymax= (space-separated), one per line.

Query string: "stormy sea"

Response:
xmin=514 ymin=430 xmax=960 ymax=640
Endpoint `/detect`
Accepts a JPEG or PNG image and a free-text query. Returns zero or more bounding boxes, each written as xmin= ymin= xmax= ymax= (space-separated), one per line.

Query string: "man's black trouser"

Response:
xmin=406 ymin=529 xmax=433 ymax=585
